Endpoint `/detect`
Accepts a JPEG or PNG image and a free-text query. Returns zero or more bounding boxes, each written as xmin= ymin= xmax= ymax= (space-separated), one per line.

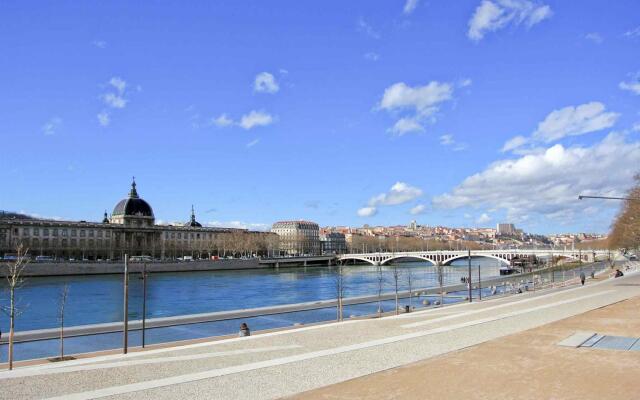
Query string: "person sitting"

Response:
xmin=239 ymin=322 xmax=251 ymax=337
xmin=614 ymin=269 xmax=624 ymax=278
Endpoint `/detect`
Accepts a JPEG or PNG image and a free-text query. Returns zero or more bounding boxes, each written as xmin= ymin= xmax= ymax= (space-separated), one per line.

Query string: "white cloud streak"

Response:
xmin=239 ymin=110 xmax=275 ymax=130
xmin=532 ymin=102 xmax=619 ymax=142
xmin=619 ymin=72 xmax=640 ymax=95
xmin=212 ymin=114 xmax=233 ymax=127
xmin=403 ymin=0 xmax=419 ymax=15
xmin=502 ymin=102 xmax=619 ymax=152
xmin=42 ymin=117 xmax=62 ymax=135
xmin=468 ymin=0 xmax=552 ymax=41
xmin=585 ymin=32 xmax=603 ymax=44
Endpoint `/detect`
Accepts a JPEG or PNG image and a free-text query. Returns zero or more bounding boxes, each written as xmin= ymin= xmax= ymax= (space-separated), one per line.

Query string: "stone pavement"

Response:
xmin=290 ymin=277 xmax=640 ymax=400
xmin=1 ymin=265 xmax=639 ymax=400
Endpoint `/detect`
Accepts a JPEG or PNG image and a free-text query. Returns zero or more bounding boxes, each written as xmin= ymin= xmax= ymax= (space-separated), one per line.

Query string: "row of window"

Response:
xmin=17 ymin=227 xmax=112 ymax=238
xmin=21 ymin=238 xmax=112 ymax=248
xmin=164 ymin=232 xmax=214 ymax=240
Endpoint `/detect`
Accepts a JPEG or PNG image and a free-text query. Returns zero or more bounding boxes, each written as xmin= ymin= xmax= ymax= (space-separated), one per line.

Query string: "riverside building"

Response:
xmin=271 ymin=220 xmax=321 ymax=256
xmin=320 ymin=232 xmax=347 ymax=254
xmin=0 ymin=180 xmax=278 ymax=261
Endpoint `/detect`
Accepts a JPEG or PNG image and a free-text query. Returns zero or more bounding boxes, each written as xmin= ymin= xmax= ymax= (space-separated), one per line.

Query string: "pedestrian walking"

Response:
xmin=239 ymin=322 xmax=250 ymax=337
xmin=580 ymin=271 xmax=586 ymax=286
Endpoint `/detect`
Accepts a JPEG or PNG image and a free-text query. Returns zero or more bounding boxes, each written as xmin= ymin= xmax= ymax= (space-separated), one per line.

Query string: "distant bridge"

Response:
xmin=337 ymin=249 xmax=611 ymax=266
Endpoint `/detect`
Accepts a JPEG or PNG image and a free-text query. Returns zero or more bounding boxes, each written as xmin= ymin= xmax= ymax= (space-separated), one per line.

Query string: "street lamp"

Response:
xmin=578 ymin=195 xmax=640 ymax=202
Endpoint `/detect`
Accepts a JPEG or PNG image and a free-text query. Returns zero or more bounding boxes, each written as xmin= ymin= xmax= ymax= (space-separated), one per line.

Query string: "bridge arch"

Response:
xmin=380 ymin=255 xmax=436 ymax=266
xmin=337 ymin=256 xmax=377 ymax=266
xmin=442 ymin=254 xmax=510 ymax=266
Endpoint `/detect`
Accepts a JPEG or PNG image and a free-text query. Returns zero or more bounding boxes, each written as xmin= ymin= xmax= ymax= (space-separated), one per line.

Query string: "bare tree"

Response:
xmin=376 ymin=264 xmax=384 ymax=316
xmin=334 ymin=263 xmax=346 ymax=321
xmin=1 ymin=244 xmax=29 ymax=370
xmin=392 ymin=265 xmax=401 ymax=315
xmin=56 ymin=284 xmax=70 ymax=361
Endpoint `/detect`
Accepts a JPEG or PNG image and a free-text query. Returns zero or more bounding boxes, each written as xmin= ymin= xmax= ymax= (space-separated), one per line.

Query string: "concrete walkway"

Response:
xmin=291 ymin=274 xmax=640 ymax=400
xmin=1 ymin=265 xmax=638 ymax=400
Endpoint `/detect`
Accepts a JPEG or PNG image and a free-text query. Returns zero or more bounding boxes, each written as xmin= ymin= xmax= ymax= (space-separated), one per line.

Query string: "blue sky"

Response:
xmin=1 ymin=0 xmax=639 ymax=234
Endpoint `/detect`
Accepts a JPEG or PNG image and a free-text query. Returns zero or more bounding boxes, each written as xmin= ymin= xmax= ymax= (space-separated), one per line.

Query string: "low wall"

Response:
xmin=15 ymin=258 xmax=262 ymax=277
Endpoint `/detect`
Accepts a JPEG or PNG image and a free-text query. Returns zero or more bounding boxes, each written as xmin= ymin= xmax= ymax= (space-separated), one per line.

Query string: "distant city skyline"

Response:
xmin=1 ymin=1 xmax=639 ymax=234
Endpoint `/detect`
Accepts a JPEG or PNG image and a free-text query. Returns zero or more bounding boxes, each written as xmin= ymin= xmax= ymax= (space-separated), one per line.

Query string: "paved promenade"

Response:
xmin=1 ymin=265 xmax=639 ymax=400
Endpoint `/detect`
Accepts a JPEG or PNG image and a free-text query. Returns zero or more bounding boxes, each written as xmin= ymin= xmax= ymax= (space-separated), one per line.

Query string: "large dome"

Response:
xmin=112 ymin=179 xmax=154 ymax=218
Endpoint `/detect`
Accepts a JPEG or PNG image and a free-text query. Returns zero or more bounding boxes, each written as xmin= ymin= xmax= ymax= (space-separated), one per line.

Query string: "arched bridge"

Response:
xmin=337 ymin=249 xmax=611 ymax=266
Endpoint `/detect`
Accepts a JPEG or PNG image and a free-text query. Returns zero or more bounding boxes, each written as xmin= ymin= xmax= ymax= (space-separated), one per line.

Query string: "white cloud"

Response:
xmin=585 ymin=32 xmax=603 ymax=44
xmin=388 ymin=117 xmax=424 ymax=135
xmin=254 ymin=72 xmax=279 ymax=94
xmin=468 ymin=0 xmax=552 ymax=41
xmin=357 ymin=17 xmax=380 ymax=39
xmin=357 ymin=207 xmax=378 ymax=217
xmin=246 ymin=138 xmax=260 ymax=148
xmin=476 ymin=213 xmax=491 ymax=224
xmin=239 ymin=110 xmax=275 ymax=130
xmin=97 ymin=111 xmax=110 ymax=127
xmin=42 ymin=117 xmax=62 ymax=135
xmin=208 ymin=221 xmax=269 ymax=231
xmin=403 ymin=0 xmax=419 ymax=15
xmin=440 ymin=134 xmax=455 ymax=145
xmin=440 ymin=134 xmax=468 ymax=151
xmin=619 ymin=72 xmax=640 ymax=95
xmin=212 ymin=113 xmax=233 ymax=127
xmin=379 ymin=81 xmax=454 ymax=134
xmin=633 ymin=123 xmax=640 ymax=132
xmin=92 ymin=40 xmax=107 ymax=48
xmin=532 ymin=102 xmax=619 ymax=142
xmin=501 ymin=135 xmax=529 ymax=152
xmin=98 ymin=77 xmax=130 ymax=126
xmin=458 ymin=78 xmax=473 ymax=88
xmin=433 ymin=133 xmax=640 ymax=224
xmin=502 ymin=102 xmax=619 ymax=152
xmin=624 ymin=26 xmax=640 ymax=38
xmin=103 ymin=93 xmax=127 ymax=109
xmin=358 ymin=182 xmax=423 ymax=217
xmin=370 ymin=182 xmax=423 ymax=206
xmin=380 ymin=81 xmax=452 ymax=116
xmin=410 ymin=204 xmax=427 ymax=215
xmin=109 ymin=77 xmax=127 ymax=94
xmin=364 ymin=52 xmax=380 ymax=61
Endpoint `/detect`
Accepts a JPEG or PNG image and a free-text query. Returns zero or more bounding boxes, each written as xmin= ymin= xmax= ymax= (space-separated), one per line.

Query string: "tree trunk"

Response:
xmin=8 ymin=287 xmax=15 ymax=370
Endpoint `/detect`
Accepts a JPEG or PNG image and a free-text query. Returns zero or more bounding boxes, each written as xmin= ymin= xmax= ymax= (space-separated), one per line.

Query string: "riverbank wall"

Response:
xmin=15 ymin=259 xmax=263 ymax=277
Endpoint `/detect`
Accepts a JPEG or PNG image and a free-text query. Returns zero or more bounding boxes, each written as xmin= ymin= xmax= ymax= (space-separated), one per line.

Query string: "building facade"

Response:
xmin=497 ymin=223 xmax=516 ymax=235
xmin=271 ymin=220 xmax=320 ymax=256
xmin=320 ymin=232 xmax=347 ymax=254
xmin=0 ymin=180 xmax=279 ymax=261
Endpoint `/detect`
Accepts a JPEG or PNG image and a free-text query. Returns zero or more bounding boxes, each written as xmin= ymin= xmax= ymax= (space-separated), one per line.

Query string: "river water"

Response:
xmin=0 ymin=257 xmax=510 ymax=361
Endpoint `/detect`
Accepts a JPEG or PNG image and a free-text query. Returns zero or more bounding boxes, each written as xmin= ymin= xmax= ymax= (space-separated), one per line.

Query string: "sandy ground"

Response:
xmin=288 ymin=295 xmax=640 ymax=400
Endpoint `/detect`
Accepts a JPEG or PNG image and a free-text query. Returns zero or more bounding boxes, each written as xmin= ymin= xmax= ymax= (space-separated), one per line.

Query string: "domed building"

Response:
xmin=110 ymin=179 xmax=155 ymax=227
xmin=0 ymin=179 xmax=279 ymax=261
